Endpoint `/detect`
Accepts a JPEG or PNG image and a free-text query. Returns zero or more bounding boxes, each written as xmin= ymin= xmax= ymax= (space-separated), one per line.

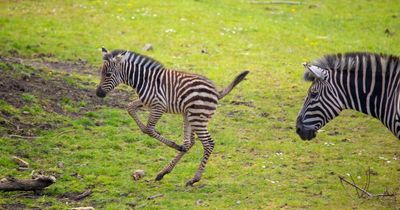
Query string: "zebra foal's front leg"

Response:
xmin=127 ymin=100 xmax=147 ymax=132
xmin=145 ymin=108 xmax=186 ymax=152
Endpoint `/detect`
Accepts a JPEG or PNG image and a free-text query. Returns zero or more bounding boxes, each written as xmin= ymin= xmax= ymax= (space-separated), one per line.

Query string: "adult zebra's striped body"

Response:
xmin=96 ymin=48 xmax=249 ymax=185
xmin=296 ymin=52 xmax=400 ymax=140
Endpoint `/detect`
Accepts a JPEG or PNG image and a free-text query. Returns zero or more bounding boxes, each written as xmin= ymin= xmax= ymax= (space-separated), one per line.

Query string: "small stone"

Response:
xmin=196 ymin=199 xmax=204 ymax=205
xmin=57 ymin=161 xmax=64 ymax=168
xmin=259 ymin=112 xmax=269 ymax=118
xmin=94 ymin=121 xmax=104 ymax=126
xmin=22 ymin=111 xmax=30 ymax=115
xmin=143 ymin=44 xmax=153 ymax=51
xmin=132 ymin=169 xmax=145 ymax=181
xmin=236 ymin=200 xmax=241 ymax=204
xmin=341 ymin=138 xmax=350 ymax=142
xmin=384 ymin=28 xmax=395 ymax=36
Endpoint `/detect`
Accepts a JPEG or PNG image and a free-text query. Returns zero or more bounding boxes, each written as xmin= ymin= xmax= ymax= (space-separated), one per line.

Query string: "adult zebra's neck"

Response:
xmin=331 ymin=54 xmax=400 ymax=133
xmin=120 ymin=52 xmax=166 ymax=91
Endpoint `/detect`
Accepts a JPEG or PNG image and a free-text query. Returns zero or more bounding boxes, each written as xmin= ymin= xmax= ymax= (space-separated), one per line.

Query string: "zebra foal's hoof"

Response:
xmin=178 ymin=145 xmax=187 ymax=152
xmin=155 ymin=173 xmax=165 ymax=181
xmin=185 ymin=178 xmax=200 ymax=187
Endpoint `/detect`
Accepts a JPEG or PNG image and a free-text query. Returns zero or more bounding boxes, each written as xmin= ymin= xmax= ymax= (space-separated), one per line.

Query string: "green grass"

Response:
xmin=1 ymin=0 xmax=400 ymax=209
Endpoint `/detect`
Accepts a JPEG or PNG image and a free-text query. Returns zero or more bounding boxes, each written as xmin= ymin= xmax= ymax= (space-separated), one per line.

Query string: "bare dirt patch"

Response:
xmin=2 ymin=54 xmax=96 ymax=75
xmin=0 ymin=203 xmax=26 ymax=210
xmin=0 ymin=56 xmax=133 ymax=136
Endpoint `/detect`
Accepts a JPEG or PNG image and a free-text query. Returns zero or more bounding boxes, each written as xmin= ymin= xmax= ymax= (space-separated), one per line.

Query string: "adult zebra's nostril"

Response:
xmin=296 ymin=127 xmax=301 ymax=134
xmin=96 ymin=87 xmax=106 ymax=98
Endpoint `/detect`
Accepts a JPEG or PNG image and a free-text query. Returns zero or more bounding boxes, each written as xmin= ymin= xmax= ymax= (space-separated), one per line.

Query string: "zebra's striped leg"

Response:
xmin=145 ymin=108 xmax=186 ymax=152
xmin=127 ymin=100 xmax=146 ymax=132
xmin=186 ymin=127 xmax=214 ymax=186
xmin=155 ymin=117 xmax=195 ymax=181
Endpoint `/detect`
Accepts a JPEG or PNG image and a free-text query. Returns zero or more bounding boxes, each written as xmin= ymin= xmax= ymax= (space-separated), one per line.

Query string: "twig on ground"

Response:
xmin=249 ymin=1 xmax=301 ymax=5
xmin=364 ymin=168 xmax=371 ymax=192
xmin=339 ymin=175 xmax=372 ymax=198
xmin=147 ymin=194 xmax=164 ymax=200
xmin=11 ymin=156 xmax=29 ymax=168
xmin=338 ymin=168 xmax=396 ymax=199
xmin=7 ymin=134 xmax=39 ymax=139
xmin=135 ymin=204 xmax=147 ymax=209
xmin=349 ymin=175 xmax=360 ymax=197
xmin=55 ymin=129 xmax=75 ymax=138
xmin=70 ymin=207 xmax=94 ymax=210
xmin=74 ymin=189 xmax=92 ymax=201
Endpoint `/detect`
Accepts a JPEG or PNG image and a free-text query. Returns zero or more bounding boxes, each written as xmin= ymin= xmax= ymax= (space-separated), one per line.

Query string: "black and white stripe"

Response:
xmin=96 ymin=48 xmax=249 ymax=185
xmin=296 ymin=52 xmax=400 ymax=140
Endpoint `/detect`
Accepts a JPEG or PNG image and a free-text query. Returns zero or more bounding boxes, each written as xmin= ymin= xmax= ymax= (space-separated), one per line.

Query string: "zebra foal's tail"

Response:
xmin=218 ymin=70 xmax=250 ymax=100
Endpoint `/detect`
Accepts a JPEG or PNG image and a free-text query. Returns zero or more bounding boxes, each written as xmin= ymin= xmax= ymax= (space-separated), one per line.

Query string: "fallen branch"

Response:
xmin=249 ymin=1 xmax=301 ymax=5
xmin=338 ymin=168 xmax=396 ymax=199
xmin=0 ymin=175 xmax=56 ymax=192
xmin=339 ymin=175 xmax=372 ymax=198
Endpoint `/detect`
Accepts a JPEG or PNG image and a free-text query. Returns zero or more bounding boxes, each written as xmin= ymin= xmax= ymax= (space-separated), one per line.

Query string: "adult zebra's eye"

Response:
xmin=105 ymin=72 xmax=112 ymax=77
xmin=310 ymin=91 xmax=319 ymax=98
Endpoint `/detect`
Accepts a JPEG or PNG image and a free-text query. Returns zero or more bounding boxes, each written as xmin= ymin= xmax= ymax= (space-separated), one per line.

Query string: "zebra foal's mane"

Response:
xmin=304 ymin=52 xmax=400 ymax=82
xmin=103 ymin=49 xmax=165 ymax=69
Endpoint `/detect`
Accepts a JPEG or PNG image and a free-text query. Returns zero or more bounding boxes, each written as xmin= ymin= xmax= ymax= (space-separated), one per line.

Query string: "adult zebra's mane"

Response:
xmin=105 ymin=49 xmax=165 ymax=69
xmin=304 ymin=52 xmax=400 ymax=81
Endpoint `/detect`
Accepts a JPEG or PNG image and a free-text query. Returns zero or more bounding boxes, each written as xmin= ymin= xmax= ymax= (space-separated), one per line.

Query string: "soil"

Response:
xmin=0 ymin=203 xmax=26 ymax=210
xmin=0 ymin=56 xmax=133 ymax=136
xmin=2 ymin=55 xmax=96 ymax=75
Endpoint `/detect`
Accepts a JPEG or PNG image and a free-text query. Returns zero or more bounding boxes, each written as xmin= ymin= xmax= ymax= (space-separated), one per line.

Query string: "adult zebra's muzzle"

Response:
xmin=96 ymin=87 xmax=107 ymax=98
xmin=296 ymin=116 xmax=317 ymax=140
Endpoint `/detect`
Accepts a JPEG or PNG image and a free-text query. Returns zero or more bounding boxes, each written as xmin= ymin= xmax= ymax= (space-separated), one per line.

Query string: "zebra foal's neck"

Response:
xmin=120 ymin=51 xmax=166 ymax=89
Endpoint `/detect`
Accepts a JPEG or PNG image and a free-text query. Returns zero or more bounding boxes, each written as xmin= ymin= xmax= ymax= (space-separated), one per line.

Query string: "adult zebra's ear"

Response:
xmin=304 ymin=64 xmax=328 ymax=81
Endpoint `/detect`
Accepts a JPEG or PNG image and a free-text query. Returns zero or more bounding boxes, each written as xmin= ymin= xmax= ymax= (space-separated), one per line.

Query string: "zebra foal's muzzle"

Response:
xmin=296 ymin=116 xmax=317 ymax=140
xmin=96 ymin=87 xmax=107 ymax=98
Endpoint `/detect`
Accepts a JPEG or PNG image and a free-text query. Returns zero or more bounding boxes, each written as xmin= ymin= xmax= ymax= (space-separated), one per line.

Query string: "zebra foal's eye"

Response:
xmin=105 ymin=72 xmax=112 ymax=77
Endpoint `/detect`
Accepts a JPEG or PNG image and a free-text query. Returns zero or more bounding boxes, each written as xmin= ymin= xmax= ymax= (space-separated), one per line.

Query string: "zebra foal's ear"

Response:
xmin=101 ymin=47 xmax=108 ymax=56
xmin=113 ymin=53 xmax=125 ymax=63
xmin=304 ymin=64 xmax=328 ymax=81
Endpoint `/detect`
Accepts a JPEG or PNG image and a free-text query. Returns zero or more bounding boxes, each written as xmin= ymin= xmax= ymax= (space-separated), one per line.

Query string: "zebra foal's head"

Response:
xmin=96 ymin=47 xmax=125 ymax=98
xmin=296 ymin=61 xmax=343 ymax=140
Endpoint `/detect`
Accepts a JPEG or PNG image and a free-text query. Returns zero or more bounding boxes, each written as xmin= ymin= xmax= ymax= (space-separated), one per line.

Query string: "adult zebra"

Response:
xmin=96 ymin=48 xmax=249 ymax=186
xmin=296 ymin=52 xmax=400 ymax=140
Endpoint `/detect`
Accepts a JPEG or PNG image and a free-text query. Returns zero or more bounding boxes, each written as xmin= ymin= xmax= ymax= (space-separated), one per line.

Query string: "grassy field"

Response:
xmin=1 ymin=0 xmax=400 ymax=209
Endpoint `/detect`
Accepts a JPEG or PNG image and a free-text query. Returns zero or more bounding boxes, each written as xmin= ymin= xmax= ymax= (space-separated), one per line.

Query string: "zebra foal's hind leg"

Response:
xmin=186 ymin=126 xmax=215 ymax=186
xmin=155 ymin=116 xmax=195 ymax=181
xmin=145 ymin=107 xmax=186 ymax=152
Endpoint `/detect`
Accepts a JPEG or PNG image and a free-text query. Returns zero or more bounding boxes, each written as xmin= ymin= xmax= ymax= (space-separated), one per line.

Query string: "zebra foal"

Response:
xmin=96 ymin=48 xmax=249 ymax=185
xmin=297 ymin=52 xmax=400 ymax=140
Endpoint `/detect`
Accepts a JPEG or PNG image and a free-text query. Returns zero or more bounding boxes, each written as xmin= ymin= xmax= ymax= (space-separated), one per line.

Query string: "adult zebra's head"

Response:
xmin=96 ymin=47 xmax=125 ymax=98
xmin=296 ymin=63 xmax=344 ymax=140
